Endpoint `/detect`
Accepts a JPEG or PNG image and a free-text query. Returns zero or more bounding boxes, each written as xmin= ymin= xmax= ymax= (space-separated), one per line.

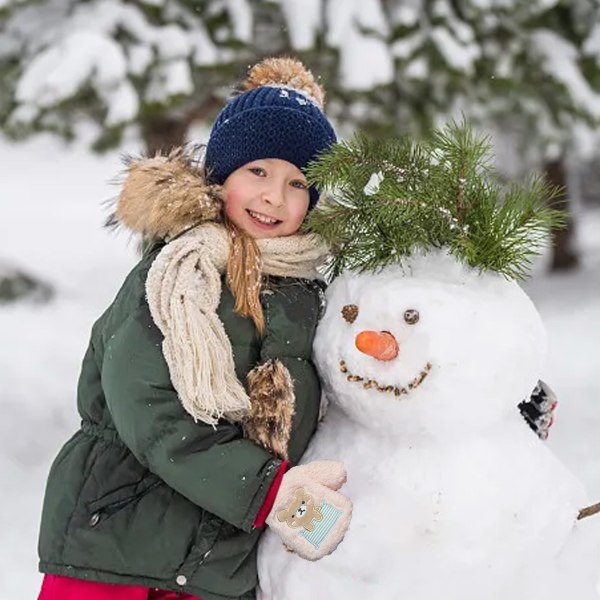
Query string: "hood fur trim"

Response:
xmin=107 ymin=147 xmax=223 ymax=240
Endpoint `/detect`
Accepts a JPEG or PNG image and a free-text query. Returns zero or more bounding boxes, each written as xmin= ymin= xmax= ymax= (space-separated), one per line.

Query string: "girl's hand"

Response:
xmin=265 ymin=460 xmax=353 ymax=561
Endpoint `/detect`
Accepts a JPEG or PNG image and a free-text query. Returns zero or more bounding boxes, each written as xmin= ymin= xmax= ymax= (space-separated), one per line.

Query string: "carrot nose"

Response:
xmin=355 ymin=330 xmax=399 ymax=361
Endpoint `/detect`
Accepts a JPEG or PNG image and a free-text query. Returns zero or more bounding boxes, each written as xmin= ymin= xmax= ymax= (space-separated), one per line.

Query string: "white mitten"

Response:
xmin=265 ymin=460 xmax=353 ymax=561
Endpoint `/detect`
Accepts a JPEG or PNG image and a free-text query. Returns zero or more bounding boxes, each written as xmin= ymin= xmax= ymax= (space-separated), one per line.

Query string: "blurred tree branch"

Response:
xmin=2 ymin=0 xmax=599 ymax=270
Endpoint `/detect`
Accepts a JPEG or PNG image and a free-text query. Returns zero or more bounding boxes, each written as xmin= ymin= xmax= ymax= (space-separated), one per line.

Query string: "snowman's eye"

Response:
xmin=404 ymin=309 xmax=419 ymax=325
xmin=341 ymin=304 xmax=358 ymax=324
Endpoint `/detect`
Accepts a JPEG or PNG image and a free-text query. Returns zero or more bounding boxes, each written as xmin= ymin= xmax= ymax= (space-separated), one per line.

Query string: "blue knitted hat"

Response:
xmin=205 ymin=57 xmax=337 ymax=209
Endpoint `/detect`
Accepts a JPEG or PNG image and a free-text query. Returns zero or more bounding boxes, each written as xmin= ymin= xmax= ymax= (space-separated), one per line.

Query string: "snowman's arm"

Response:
xmin=518 ymin=380 xmax=558 ymax=440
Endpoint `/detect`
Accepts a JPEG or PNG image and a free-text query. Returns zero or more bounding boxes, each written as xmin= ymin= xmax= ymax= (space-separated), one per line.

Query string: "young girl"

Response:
xmin=37 ymin=57 xmax=352 ymax=600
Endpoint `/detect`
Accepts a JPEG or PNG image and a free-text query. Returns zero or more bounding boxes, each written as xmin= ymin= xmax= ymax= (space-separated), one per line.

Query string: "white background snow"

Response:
xmin=0 ymin=132 xmax=599 ymax=597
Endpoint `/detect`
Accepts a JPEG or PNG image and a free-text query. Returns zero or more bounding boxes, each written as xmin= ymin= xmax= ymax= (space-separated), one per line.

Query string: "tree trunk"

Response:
xmin=141 ymin=114 xmax=189 ymax=156
xmin=140 ymin=97 xmax=224 ymax=156
xmin=543 ymin=157 xmax=579 ymax=272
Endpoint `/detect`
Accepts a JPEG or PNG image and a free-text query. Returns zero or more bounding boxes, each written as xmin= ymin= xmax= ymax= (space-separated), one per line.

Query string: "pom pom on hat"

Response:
xmin=242 ymin=57 xmax=326 ymax=109
xmin=205 ymin=56 xmax=336 ymax=210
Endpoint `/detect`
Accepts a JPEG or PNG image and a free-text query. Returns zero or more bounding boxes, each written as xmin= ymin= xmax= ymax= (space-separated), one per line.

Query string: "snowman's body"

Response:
xmin=258 ymin=252 xmax=599 ymax=600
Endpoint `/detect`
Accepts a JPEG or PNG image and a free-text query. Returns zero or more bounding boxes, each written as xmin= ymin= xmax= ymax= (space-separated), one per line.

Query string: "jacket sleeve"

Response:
xmin=100 ymin=302 xmax=281 ymax=533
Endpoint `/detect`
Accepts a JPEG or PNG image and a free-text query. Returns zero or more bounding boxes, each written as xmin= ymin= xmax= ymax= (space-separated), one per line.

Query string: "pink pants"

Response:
xmin=38 ymin=575 xmax=204 ymax=600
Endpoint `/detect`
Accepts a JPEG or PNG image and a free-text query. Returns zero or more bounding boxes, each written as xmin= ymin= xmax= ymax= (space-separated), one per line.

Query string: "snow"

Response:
xmin=0 ymin=133 xmax=599 ymax=598
xmin=191 ymin=23 xmax=219 ymax=66
xmin=532 ymin=29 xmax=600 ymax=120
xmin=146 ymin=60 xmax=194 ymax=103
xmin=363 ymin=171 xmax=384 ymax=195
xmin=153 ymin=24 xmax=191 ymax=59
xmin=391 ymin=33 xmax=425 ymax=62
xmin=279 ymin=0 xmax=322 ymax=50
xmin=0 ymin=134 xmax=137 ymax=597
xmin=325 ymin=0 xmax=395 ymax=90
xmin=16 ymin=31 xmax=130 ymax=117
xmin=104 ymin=81 xmax=139 ymax=126
xmin=390 ymin=7 xmax=479 ymax=75
xmin=391 ymin=0 xmax=421 ymax=26
xmin=584 ymin=23 xmax=600 ymax=57
xmin=226 ymin=0 xmax=253 ymax=43
xmin=127 ymin=43 xmax=153 ymax=75
xmin=431 ymin=26 xmax=480 ymax=73
xmin=4 ymin=0 xmax=225 ymax=130
xmin=405 ymin=56 xmax=429 ymax=80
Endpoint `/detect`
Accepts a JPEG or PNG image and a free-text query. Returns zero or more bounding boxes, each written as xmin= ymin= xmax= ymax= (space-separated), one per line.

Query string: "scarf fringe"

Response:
xmin=146 ymin=223 xmax=328 ymax=425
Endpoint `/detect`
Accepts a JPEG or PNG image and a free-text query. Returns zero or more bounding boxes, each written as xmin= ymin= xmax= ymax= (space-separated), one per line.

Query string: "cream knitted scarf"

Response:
xmin=146 ymin=222 xmax=328 ymax=426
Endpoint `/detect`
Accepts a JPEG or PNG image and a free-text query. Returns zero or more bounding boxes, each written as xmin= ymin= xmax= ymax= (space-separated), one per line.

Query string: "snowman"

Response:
xmin=257 ymin=124 xmax=600 ymax=600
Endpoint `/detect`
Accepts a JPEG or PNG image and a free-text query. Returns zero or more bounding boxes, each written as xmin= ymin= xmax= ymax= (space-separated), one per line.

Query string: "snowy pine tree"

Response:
xmin=3 ymin=0 xmax=599 ymax=154
xmin=0 ymin=0 xmax=254 ymax=152
xmin=471 ymin=0 xmax=600 ymax=270
xmin=310 ymin=0 xmax=600 ymax=271
xmin=2 ymin=0 xmax=598 ymax=269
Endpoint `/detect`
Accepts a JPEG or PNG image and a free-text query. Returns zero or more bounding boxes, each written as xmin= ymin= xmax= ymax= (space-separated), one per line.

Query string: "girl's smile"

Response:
xmin=246 ymin=208 xmax=282 ymax=227
xmin=223 ymin=158 xmax=310 ymax=239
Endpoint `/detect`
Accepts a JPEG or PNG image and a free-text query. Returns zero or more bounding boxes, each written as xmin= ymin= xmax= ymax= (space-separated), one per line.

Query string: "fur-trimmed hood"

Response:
xmin=107 ymin=147 xmax=224 ymax=240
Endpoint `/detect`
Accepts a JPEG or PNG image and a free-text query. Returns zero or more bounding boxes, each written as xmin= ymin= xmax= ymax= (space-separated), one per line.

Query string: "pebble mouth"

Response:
xmin=339 ymin=359 xmax=432 ymax=397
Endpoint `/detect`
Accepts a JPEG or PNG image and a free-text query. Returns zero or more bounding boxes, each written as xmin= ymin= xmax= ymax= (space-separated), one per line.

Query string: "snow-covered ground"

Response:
xmin=0 ymin=134 xmax=599 ymax=598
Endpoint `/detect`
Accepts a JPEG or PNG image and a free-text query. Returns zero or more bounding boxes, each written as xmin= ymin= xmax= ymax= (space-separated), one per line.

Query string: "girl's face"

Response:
xmin=222 ymin=158 xmax=310 ymax=238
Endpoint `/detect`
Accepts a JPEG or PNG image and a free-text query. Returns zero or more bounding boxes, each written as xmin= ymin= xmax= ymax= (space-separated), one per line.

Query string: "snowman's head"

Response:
xmin=314 ymin=250 xmax=546 ymax=439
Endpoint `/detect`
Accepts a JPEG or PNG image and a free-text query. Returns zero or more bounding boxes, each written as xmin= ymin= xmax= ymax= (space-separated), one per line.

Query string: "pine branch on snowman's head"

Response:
xmin=304 ymin=120 xmax=566 ymax=281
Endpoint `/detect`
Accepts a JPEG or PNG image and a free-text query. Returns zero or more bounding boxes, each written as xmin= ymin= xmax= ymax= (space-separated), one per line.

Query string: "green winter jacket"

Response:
xmin=37 ymin=153 xmax=326 ymax=600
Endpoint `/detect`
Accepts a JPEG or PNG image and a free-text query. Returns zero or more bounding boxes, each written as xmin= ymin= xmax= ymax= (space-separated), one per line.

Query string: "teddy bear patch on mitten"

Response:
xmin=266 ymin=460 xmax=353 ymax=561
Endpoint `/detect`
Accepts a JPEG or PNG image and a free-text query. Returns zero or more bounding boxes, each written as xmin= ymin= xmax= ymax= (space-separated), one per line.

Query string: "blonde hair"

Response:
xmin=225 ymin=218 xmax=265 ymax=335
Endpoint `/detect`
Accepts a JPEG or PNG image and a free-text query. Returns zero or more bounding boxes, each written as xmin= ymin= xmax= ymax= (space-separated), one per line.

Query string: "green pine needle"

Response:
xmin=305 ymin=120 xmax=566 ymax=280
